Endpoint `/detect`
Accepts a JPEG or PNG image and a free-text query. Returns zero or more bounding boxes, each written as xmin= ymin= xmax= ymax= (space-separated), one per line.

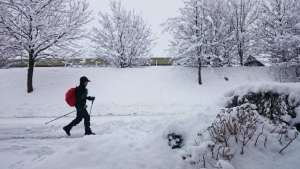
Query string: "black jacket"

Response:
xmin=75 ymin=84 xmax=92 ymax=109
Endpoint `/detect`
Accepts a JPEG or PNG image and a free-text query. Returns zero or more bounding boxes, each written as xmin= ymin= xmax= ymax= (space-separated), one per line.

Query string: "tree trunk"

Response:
xmin=27 ymin=52 xmax=34 ymax=93
xmin=198 ymin=58 xmax=202 ymax=85
xmin=238 ymin=44 xmax=244 ymax=66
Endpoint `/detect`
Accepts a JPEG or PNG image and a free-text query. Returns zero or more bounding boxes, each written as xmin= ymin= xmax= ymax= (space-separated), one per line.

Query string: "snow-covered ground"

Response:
xmin=0 ymin=66 xmax=299 ymax=169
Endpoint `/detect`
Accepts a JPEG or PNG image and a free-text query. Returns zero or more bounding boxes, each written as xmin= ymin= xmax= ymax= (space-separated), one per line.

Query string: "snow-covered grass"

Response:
xmin=0 ymin=66 xmax=299 ymax=169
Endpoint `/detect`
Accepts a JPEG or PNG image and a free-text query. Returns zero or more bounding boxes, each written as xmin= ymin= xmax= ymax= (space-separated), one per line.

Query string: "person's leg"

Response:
xmin=63 ymin=110 xmax=83 ymax=136
xmin=81 ymin=109 xmax=95 ymax=135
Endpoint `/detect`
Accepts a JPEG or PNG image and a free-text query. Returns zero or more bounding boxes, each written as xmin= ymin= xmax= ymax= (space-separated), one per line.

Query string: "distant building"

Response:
xmin=244 ymin=55 xmax=265 ymax=66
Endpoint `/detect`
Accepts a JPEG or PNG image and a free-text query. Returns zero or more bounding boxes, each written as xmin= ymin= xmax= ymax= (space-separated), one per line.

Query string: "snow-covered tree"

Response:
xmin=0 ymin=32 xmax=13 ymax=68
xmin=200 ymin=0 xmax=237 ymax=66
xmin=47 ymin=44 xmax=87 ymax=67
xmin=227 ymin=0 xmax=261 ymax=66
xmin=162 ymin=0 xmax=261 ymax=85
xmin=0 ymin=0 xmax=92 ymax=93
xmin=91 ymin=1 xmax=156 ymax=68
xmin=254 ymin=0 xmax=300 ymax=82
xmin=162 ymin=0 xmax=204 ymax=85
xmin=0 ymin=23 xmax=21 ymax=68
xmin=162 ymin=0 xmax=237 ymax=84
xmin=0 ymin=45 xmax=13 ymax=69
xmin=256 ymin=0 xmax=300 ymax=63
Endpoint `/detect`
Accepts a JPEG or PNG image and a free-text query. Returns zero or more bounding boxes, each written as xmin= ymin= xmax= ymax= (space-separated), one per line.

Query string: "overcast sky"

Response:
xmin=86 ymin=0 xmax=184 ymax=57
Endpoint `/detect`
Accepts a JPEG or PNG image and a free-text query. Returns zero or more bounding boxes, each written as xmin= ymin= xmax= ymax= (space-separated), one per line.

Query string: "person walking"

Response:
xmin=63 ymin=76 xmax=95 ymax=135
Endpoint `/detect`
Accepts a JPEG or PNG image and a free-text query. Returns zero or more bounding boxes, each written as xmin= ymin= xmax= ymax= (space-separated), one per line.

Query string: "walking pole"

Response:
xmin=45 ymin=110 xmax=76 ymax=124
xmin=89 ymin=100 xmax=94 ymax=115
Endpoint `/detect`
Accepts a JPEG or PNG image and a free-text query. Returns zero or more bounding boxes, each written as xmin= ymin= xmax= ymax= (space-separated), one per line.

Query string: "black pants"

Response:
xmin=68 ymin=108 xmax=91 ymax=131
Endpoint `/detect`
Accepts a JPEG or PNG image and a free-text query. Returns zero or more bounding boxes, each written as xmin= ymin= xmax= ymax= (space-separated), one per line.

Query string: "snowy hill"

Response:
xmin=0 ymin=66 xmax=274 ymax=117
xmin=1 ymin=66 xmax=299 ymax=169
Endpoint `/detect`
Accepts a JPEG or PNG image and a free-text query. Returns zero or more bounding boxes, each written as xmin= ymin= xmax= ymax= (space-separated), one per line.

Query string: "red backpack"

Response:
xmin=65 ymin=87 xmax=76 ymax=107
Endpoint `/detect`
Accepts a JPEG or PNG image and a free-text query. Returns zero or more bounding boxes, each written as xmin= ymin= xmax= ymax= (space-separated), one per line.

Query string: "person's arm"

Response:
xmin=87 ymin=96 xmax=95 ymax=101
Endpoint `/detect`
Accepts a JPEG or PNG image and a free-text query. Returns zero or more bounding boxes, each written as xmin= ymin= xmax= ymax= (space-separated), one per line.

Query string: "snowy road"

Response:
xmin=0 ymin=116 xmax=163 ymax=169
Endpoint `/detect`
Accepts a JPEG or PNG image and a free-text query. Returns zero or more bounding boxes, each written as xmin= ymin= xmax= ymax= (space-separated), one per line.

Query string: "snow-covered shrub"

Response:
xmin=178 ymin=84 xmax=299 ymax=168
xmin=168 ymin=133 xmax=183 ymax=149
xmin=208 ymin=105 xmax=260 ymax=155
xmin=227 ymin=91 xmax=300 ymax=129
xmin=210 ymin=104 xmax=297 ymax=152
xmin=180 ymin=104 xmax=298 ymax=168
xmin=160 ymin=120 xmax=186 ymax=149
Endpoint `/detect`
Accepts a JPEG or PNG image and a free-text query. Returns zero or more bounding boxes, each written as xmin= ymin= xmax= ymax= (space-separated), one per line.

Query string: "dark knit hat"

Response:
xmin=80 ymin=76 xmax=91 ymax=83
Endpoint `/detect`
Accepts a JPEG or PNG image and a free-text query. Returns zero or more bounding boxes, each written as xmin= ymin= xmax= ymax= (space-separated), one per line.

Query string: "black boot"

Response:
xmin=63 ymin=125 xmax=72 ymax=136
xmin=84 ymin=121 xmax=95 ymax=135
xmin=85 ymin=128 xmax=95 ymax=135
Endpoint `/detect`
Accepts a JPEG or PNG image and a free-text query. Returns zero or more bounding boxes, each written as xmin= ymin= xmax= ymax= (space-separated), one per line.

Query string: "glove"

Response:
xmin=83 ymin=105 xmax=88 ymax=109
xmin=87 ymin=96 xmax=95 ymax=101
